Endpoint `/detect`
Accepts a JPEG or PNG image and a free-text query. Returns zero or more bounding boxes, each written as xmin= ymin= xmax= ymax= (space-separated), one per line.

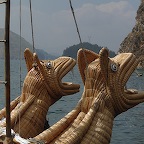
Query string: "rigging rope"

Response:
xmin=17 ymin=0 xmax=36 ymax=134
xmin=69 ymin=0 xmax=144 ymax=81
xmin=29 ymin=0 xmax=35 ymax=52
xmin=19 ymin=0 xmax=22 ymax=91
xmin=69 ymin=0 xmax=82 ymax=44
xmin=69 ymin=0 xmax=88 ymax=68
xmin=18 ymin=0 xmax=22 ymax=135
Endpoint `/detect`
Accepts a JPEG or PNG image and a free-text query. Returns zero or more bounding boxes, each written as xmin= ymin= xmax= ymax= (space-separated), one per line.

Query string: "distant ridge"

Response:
xmin=62 ymin=42 xmax=116 ymax=59
xmin=0 ymin=28 xmax=56 ymax=59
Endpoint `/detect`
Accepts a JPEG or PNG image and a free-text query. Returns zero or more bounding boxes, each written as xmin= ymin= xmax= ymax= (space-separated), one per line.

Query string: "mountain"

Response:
xmin=118 ymin=0 xmax=144 ymax=67
xmin=0 ymin=29 xmax=116 ymax=60
xmin=62 ymin=42 xmax=116 ymax=59
xmin=0 ymin=28 xmax=56 ymax=59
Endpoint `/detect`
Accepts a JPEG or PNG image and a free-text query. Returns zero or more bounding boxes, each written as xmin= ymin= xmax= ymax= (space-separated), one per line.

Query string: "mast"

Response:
xmin=4 ymin=0 xmax=12 ymax=141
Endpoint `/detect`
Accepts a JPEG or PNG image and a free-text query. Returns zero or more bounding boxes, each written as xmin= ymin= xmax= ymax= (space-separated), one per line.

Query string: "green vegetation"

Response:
xmin=63 ymin=42 xmax=116 ymax=59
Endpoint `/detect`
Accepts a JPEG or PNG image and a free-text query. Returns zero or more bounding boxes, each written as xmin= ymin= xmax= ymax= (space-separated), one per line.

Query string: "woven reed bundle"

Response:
xmin=0 ymin=48 xmax=144 ymax=143
xmin=33 ymin=48 xmax=144 ymax=144
xmin=0 ymin=48 xmax=80 ymax=141
xmin=0 ymin=96 xmax=20 ymax=120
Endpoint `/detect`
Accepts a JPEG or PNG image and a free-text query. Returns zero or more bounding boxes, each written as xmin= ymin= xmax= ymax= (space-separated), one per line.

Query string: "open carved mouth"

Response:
xmin=24 ymin=48 xmax=80 ymax=96
xmin=42 ymin=57 xmax=80 ymax=95
xmin=124 ymin=70 xmax=143 ymax=95
xmin=126 ymin=63 xmax=143 ymax=93
xmin=77 ymin=47 xmax=144 ymax=113
xmin=57 ymin=57 xmax=80 ymax=93
xmin=111 ymin=52 xmax=144 ymax=106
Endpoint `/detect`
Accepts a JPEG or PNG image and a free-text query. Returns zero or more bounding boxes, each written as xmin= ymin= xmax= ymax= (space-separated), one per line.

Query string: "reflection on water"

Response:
xmin=0 ymin=60 xmax=144 ymax=144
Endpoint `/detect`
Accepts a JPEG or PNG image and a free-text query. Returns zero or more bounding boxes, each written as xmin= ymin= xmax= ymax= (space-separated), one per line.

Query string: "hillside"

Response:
xmin=63 ymin=42 xmax=116 ymax=59
xmin=118 ymin=0 xmax=144 ymax=67
xmin=0 ymin=29 xmax=116 ymax=60
xmin=0 ymin=28 xmax=56 ymax=59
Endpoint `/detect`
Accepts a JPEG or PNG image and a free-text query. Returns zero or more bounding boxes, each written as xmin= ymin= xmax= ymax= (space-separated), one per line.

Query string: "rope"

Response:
xmin=19 ymin=0 xmax=22 ymax=91
xmin=29 ymin=0 xmax=35 ymax=52
xmin=69 ymin=0 xmax=88 ymax=67
xmin=18 ymin=0 xmax=22 ymax=135
xmin=69 ymin=0 xmax=82 ymax=44
xmin=15 ymin=1 xmax=36 ymax=134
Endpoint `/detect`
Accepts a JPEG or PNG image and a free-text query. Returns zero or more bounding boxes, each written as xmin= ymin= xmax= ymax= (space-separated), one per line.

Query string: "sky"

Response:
xmin=0 ymin=0 xmax=141 ymax=55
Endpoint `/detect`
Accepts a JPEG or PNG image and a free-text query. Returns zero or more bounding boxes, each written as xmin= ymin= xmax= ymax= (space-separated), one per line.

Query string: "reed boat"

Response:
xmin=0 ymin=0 xmax=144 ymax=144
xmin=0 ymin=47 xmax=144 ymax=144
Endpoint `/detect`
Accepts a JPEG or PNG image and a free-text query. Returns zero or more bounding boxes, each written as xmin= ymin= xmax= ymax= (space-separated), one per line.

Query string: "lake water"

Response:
xmin=0 ymin=59 xmax=144 ymax=144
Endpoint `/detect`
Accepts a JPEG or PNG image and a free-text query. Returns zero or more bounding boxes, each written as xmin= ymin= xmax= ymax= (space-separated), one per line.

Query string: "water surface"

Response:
xmin=0 ymin=60 xmax=144 ymax=144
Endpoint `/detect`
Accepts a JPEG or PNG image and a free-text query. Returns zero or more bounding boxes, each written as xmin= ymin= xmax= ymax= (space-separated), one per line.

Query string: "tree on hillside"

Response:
xmin=63 ymin=42 xmax=115 ymax=59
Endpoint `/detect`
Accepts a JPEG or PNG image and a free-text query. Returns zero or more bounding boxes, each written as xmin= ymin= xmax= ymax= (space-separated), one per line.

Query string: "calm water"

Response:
xmin=0 ymin=60 xmax=144 ymax=144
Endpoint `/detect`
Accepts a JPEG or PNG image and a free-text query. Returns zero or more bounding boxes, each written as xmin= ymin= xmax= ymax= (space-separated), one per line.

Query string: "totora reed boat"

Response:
xmin=0 ymin=0 xmax=144 ymax=144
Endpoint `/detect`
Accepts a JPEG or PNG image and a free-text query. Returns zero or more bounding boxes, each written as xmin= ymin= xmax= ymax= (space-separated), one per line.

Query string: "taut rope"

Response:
xmin=19 ymin=0 xmax=22 ymax=91
xmin=69 ymin=0 xmax=88 ymax=68
xmin=17 ymin=0 xmax=36 ymax=135
xmin=29 ymin=0 xmax=35 ymax=53
xmin=18 ymin=0 xmax=22 ymax=135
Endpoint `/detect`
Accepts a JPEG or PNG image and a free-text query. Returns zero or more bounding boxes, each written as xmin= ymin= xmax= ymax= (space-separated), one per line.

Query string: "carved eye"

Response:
xmin=46 ymin=62 xmax=52 ymax=69
xmin=111 ymin=63 xmax=118 ymax=72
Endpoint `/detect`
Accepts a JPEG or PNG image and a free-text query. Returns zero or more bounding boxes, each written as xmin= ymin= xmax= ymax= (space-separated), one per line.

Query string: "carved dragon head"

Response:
xmin=23 ymin=48 xmax=80 ymax=102
xmin=0 ymin=48 xmax=80 ymax=139
xmin=5 ymin=48 xmax=80 ymax=138
xmin=78 ymin=48 xmax=144 ymax=116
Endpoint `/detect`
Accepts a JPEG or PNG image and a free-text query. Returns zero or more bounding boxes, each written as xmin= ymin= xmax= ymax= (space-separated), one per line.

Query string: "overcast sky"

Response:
xmin=0 ymin=0 xmax=141 ymax=55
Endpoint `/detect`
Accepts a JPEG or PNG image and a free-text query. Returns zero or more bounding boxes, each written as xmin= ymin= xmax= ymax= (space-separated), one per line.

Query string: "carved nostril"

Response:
xmin=111 ymin=63 xmax=118 ymax=72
